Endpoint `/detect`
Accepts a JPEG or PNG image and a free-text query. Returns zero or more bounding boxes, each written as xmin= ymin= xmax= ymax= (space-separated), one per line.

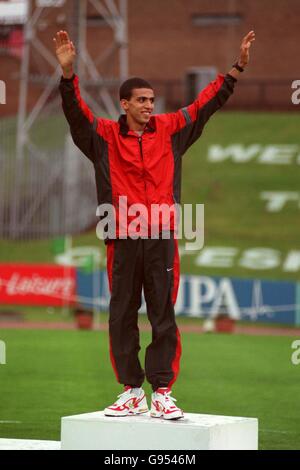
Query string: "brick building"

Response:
xmin=1 ymin=0 xmax=299 ymax=116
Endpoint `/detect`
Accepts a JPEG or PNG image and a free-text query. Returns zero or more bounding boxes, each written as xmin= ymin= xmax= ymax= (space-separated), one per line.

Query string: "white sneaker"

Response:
xmin=150 ymin=387 xmax=184 ymax=420
xmin=104 ymin=386 xmax=149 ymax=417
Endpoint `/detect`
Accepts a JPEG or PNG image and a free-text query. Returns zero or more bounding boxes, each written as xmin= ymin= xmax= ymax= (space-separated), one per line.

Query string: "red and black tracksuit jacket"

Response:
xmin=59 ymin=73 xmax=236 ymax=390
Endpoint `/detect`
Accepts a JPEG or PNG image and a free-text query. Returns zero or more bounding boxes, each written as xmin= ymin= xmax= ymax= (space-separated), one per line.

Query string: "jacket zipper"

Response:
xmin=138 ymin=135 xmax=149 ymax=207
xmin=138 ymin=136 xmax=143 ymax=160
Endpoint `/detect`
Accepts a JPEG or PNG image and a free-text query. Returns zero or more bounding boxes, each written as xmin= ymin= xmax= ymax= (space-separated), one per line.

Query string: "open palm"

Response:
xmin=53 ymin=30 xmax=75 ymax=70
xmin=239 ymin=30 xmax=255 ymax=67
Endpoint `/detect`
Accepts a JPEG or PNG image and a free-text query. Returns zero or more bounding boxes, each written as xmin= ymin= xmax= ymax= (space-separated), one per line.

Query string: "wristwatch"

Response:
xmin=232 ymin=62 xmax=244 ymax=72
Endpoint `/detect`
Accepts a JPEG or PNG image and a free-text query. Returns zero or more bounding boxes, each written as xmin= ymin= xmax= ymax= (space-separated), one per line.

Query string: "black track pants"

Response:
xmin=106 ymin=234 xmax=181 ymax=392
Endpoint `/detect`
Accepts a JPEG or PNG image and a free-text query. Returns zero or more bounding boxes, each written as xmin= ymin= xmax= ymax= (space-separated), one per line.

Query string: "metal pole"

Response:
xmin=119 ymin=0 xmax=128 ymax=81
xmin=10 ymin=0 xmax=33 ymax=238
xmin=78 ymin=0 xmax=87 ymax=79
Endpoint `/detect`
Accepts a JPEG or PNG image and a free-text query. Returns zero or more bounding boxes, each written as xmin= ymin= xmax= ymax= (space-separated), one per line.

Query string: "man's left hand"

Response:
xmin=238 ymin=30 xmax=256 ymax=68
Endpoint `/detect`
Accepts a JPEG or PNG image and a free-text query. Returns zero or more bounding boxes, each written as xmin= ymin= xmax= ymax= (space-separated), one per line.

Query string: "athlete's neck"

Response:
xmin=126 ymin=115 xmax=147 ymax=132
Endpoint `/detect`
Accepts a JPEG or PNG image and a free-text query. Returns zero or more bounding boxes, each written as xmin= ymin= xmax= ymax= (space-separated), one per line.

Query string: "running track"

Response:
xmin=0 ymin=321 xmax=300 ymax=336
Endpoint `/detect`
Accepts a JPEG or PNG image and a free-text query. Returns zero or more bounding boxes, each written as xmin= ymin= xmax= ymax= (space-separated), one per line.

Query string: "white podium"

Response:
xmin=61 ymin=411 xmax=258 ymax=450
xmin=0 ymin=439 xmax=60 ymax=450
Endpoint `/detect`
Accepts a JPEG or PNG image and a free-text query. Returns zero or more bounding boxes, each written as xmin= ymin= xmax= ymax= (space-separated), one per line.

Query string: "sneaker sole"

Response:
xmin=104 ymin=408 xmax=149 ymax=417
xmin=150 ymin=411 xmax=184 ymax=420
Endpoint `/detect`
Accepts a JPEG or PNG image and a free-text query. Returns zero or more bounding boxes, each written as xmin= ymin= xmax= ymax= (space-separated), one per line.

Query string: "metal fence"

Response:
xmin=0 ymin=116 xmax=98 ymax=240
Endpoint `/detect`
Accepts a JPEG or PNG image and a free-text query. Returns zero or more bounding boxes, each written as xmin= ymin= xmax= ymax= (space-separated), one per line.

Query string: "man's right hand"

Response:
xmin=53 ymin=30 xmax=75 ymax=79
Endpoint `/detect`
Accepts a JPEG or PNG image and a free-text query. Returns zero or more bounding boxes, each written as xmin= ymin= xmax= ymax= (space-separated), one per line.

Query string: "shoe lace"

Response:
xmin=113 ymin=389 xmax=133 ymax=406
xmin=114 ymin=388 xmax=141 ymax=406
xmin=160 ymin=391 xmax=178 ymax=409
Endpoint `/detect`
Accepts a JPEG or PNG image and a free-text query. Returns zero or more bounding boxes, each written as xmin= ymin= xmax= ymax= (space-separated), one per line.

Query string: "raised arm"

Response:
xmin=54 ymin=30 xmax=98 ymax=162
xmin=159 ymin=31 xmax=255 ymax=157
xmin=53 ymin=29 xmax=75 ymax=79
xmin=227 ymin=31 xmax=255 ymax=80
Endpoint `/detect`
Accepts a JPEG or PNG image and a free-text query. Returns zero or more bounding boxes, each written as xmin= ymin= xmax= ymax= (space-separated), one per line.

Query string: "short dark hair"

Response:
xmin=119 ymin=77 xmax=153 ymax=100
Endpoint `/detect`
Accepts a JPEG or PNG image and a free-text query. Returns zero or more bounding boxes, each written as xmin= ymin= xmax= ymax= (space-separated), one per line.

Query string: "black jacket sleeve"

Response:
xmin=59 ymin=74 xmax=97 ymax=162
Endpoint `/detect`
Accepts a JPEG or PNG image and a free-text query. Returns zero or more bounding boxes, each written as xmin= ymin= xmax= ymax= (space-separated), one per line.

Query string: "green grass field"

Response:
xmin=0 ymin=328 xmax=299 ymax=450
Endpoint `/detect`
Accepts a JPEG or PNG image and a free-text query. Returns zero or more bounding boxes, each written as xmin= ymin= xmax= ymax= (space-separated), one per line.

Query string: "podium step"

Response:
xmin=0 ymin=438 xmax=60 ymax=450
xmin=61 ymin=411 xmax=258 ymax=450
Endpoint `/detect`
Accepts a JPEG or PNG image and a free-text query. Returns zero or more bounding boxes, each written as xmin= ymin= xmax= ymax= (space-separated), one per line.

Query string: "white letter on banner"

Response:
xmin=196 ymin=247 xmax=237 ymax=268
xmin=283 ymin=251 xmax=300 ymax=272
xmin=182 ymin=276 xmax=217 ymax=317
xmin=239 ymin=248 xmax=280 ymax=270
xmin=208 ymin=144 xmax=261 ymax=163
xmin=258 ymin=145 xmax=297 ymax=165
xmin=183 ymin=277 xmax=203 ymax=317
xmin=260 ymin=191 xmax=299 ymax=212
xmin=198 ymin=276 xmax=216 ymax=316
xmin=210 ymin=278 xmax=241 ymax=320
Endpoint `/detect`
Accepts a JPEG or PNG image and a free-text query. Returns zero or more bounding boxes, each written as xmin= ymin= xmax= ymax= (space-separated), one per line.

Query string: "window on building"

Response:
xmin=191 ymin=13 xmax=242 ymax=27
xmin=87 ymin=13 xmax=117 ymax=27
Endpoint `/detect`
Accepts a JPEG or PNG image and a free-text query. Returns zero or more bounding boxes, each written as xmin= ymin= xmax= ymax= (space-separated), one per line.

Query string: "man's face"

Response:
xmin=121 ymin=88 xmax=155 ymax=126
